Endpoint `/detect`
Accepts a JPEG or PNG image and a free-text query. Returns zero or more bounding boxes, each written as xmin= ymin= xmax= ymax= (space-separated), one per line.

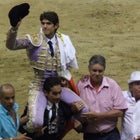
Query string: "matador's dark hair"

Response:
xmin=40 ymin=11 xmax=59 ymax=25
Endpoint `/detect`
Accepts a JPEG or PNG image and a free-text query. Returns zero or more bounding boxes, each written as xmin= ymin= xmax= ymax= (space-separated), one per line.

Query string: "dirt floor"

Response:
xmin=1 ymin=0 xmax=140 ymax=139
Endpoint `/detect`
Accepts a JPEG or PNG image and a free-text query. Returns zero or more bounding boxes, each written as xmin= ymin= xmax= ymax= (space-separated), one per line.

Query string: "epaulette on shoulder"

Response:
xmin=56 ymin=31 xmax=64 ymax=44
xmin=25 ymin=33 xmax=43 ymax=47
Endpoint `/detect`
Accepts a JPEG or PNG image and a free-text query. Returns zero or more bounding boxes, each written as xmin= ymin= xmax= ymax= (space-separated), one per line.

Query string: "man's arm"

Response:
xmin=0 ymin=133 xmax=32 ymax=140
xmin=6 ymin=21 xmax=31 ymax=50
xmin=61 ymin=88 xmax=88 ymax=113
xmin=81 ymin=109 xmax=125 ymax=121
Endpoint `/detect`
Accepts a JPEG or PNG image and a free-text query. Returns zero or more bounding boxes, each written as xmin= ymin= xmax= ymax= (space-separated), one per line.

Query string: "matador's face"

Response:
xmin=41 ymin=19 xmax=58 ymax=39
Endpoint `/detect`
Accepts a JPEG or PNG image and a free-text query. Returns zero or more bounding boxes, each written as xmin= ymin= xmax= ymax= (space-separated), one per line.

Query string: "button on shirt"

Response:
xmin=0 ymin=103 xmax=19 ymax=138
xmin=77 ymin=76 xmax=127 ymax=133
xmin=121 ymin=91 xmax=140 ymax=140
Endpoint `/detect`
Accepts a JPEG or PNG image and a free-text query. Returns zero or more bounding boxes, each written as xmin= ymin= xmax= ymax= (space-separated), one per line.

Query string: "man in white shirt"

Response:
xmin=121 ymin=71 xmax=140 ymax=140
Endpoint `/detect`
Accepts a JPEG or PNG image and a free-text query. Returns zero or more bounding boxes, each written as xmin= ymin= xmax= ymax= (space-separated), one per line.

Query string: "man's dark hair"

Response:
xmin=88 ymin=55 xmax=106 ymax=70
xmin=43 ymin=76 xmax=61 ymax=93
xmin=0 ymin=84 xmax=15 ymax=97
xmin=40 ymin=11 xmax=59 ymax=25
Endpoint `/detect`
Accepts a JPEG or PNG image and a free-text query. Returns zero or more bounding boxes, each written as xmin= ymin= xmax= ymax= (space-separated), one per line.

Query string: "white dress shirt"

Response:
xmin=121 ymin=91 xmax=140 ymax=140
xmin=46 ymin=101 xmax=59 ymax=134
xmin=47 ymin=101 xmax=58 ymax=121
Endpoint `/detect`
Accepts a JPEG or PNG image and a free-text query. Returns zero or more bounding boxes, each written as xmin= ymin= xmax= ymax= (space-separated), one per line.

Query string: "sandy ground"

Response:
xmin=1 ymin=0 xmax=140 ymax=139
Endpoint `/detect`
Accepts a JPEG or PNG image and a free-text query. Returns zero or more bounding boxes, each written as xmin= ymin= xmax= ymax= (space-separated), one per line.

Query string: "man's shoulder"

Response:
xmin=0 ymin=104 xmax=6 ymax=110
xmin=104 ymin=76 xmax=115 ymax=82
xmin=59 ymin=100 xmax=69 ymax=106
xmin=77 ymin=77 xmax=90 ymax=87
xmin=59 ymin=100 xmax=71 ymax=113
xmin=56 ymin=32 xmax=68 ymax=37
xmin=104 ymin=76 xmax=119 ymax=86
xmin=59 ymin=100 xmax=72 ymax=118
xmin=56 ymin=32 xmax=70 ymax=41
xmin=25 ymin=33 xmax=43 ymax=47
xmin=122 ymin=90 xmax=132 ymax=99
xmin=62 ymin=87 xmax=74 ymax=94
xmin=0 ymin=105 xmax=7 ymax=116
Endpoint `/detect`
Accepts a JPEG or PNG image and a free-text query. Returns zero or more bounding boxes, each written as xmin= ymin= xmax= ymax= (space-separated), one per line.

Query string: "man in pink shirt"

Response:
xmin=77 ymin=55 xmax=127 ymax=140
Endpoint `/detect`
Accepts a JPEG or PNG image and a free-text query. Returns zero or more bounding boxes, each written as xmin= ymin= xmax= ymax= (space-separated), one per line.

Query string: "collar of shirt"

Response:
xmin=46 ymin=35 xmax=57 ymax=46
xmin=47 ymin=101 xmax=59 ymax=120
xmin=83 ymin=76 xmax=109 ymax=90
xmin=47 ymin=100 xmax=59 ymax=110
xmin=0 ymin=103 xmax=19 ymax=115
xmin=126 ymin=91 xmax=136 ymax=103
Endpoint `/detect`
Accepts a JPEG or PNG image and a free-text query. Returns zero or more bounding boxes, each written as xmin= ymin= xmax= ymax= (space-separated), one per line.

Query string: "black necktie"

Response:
xmin=50 ymin=103 xmax=56 ymax=122
xmin=48 ymin=41 xmax=54 ymax=57
xmin=43 ymin=107 xmax=49 ymax=126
